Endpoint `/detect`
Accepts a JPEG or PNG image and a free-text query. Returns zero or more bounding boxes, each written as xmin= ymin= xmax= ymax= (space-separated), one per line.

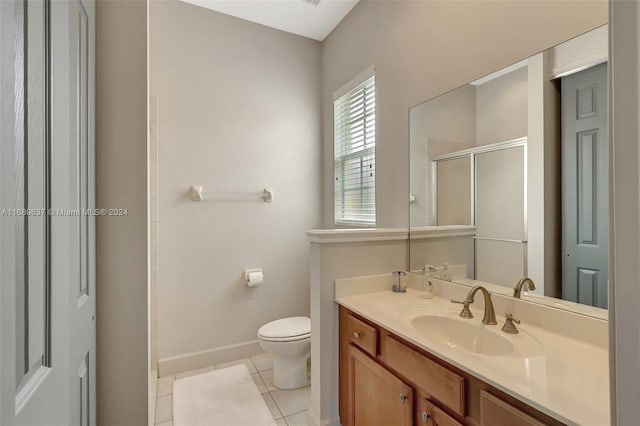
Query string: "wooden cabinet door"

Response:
xmin=348 ymin=345 xmax=413 ymax=426
xmin=480 ymin=391 xmax=545 ymax=426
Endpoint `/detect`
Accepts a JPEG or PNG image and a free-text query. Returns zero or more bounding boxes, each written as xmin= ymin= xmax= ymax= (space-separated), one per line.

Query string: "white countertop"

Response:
xmin=336 ymin=288 xmax=610 ymax=426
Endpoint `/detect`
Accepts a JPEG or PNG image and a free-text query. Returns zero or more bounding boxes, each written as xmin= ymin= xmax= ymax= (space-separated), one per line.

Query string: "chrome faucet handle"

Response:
xmin=502 ymin=313 xmax=521 ymax=334
xmin=391 ymin=271 xmax=407 ymax=293
xmin=451 ymin=299 xmax=473 ymax=319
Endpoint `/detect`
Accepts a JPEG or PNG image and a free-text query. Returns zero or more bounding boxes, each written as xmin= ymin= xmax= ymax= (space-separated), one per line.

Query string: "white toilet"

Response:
xmin=257 ymin=316 xmax=311 ymax=390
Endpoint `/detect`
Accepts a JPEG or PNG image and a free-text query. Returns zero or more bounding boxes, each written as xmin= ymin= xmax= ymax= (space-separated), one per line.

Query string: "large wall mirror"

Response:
xmin=409 ymin=25 xmax=609 ymax=319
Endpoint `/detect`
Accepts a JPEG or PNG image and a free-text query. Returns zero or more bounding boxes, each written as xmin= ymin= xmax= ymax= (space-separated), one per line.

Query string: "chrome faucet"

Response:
xmin=513 ymin=277 xmax=536 ymax=298
xmin=452 ymin=285 xmax=497 ymax=325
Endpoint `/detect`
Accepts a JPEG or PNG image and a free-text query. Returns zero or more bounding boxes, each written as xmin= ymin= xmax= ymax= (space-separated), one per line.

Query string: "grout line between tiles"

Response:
xmin=249 ymin=357 xmax=259 ymax=372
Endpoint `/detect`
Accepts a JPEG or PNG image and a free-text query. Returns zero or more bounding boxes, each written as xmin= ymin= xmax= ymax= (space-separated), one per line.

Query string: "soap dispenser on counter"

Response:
xmin=442 ymin=263 xmax=452 ymax=282
xmin=422 ymin=265 xmax=436 ymax=299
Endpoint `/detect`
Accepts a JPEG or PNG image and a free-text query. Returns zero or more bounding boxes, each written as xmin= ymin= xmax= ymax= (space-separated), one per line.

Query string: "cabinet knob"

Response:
xmin=353 ymin=332 xmax=360 ymax=339
xmin=421 ymin=411 xmax=430 ymax=423
xmin=399 ymin=393 xmax=407 ymax=404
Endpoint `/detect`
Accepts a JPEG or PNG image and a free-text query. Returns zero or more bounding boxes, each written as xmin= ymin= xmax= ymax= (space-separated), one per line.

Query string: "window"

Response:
xmin=334 ymin=72 xmax=376 ymax=226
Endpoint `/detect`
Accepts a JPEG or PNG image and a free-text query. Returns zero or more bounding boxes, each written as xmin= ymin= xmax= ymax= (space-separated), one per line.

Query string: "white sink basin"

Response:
xmin=411 ymin=315 xmax=516 ymax=356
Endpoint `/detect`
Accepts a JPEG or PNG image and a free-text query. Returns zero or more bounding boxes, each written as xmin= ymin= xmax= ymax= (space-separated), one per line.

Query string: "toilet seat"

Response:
xmin=258 ymin=316 xmax=310 ymax=342
xmin=258 ymin=333 xmax=310 ymax=343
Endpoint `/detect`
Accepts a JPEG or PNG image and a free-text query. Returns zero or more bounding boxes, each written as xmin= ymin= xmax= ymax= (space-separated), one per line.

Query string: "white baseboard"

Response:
xmin=158 ymin=340 xmax=263 ymax=377
xmin=308 ymin=407 xmax=341 ymax=426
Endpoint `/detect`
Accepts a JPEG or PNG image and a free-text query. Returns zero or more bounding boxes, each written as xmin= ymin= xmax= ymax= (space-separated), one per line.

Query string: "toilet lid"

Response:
xmin=258 ymin=316 xmax=310 ymax=340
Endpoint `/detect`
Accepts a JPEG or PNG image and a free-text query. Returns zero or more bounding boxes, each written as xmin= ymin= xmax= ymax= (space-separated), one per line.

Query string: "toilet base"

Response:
xmin=272 ymin=352 xmax=310 ymax=390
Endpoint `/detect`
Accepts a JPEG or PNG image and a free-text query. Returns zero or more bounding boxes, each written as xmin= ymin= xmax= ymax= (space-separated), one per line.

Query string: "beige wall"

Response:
xmin=150 ymin=0 xmax=322 ymax=370
xmin=321 ymin=0 xmax=608 ymax=228
xmin=610 ymin=1 xmax=640 ymax=423
xmin=95 ymin=0 xmax=148 ymax=424
xmin=475 ymin=67 xmax=528 ymax=145
xmin=549 ymin=24 xmax=608 ymax=77
xmin=150 ymin=97 xmax=159 ymax=371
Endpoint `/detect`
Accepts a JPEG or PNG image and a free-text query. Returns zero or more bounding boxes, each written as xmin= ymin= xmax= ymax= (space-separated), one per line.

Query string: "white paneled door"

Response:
xmin=0 ymin=0 xmax=96 ymax=425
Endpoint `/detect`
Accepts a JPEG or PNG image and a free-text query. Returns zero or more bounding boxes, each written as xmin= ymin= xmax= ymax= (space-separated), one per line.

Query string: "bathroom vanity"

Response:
xmin=339 ymin=306 xmax=560 ymax=426
xmin=335 ymin=276 xmax=609 ymax=426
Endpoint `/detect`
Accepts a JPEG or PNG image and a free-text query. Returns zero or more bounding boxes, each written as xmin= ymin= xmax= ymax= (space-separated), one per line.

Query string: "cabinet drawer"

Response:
xmin=418 ymin=397 xmax=463 ymax=426
xmin=480 ymin=391 xmax=544 ymax=426
xmin=345 ymin=314 xmax=378 ymax=357
xmin=385 ymin=335 xmax=465 ymax=416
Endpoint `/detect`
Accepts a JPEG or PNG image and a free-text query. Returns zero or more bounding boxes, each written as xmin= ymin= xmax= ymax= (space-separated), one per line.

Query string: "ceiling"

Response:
xmin=180 ymin=0 xmax=360 ymax=41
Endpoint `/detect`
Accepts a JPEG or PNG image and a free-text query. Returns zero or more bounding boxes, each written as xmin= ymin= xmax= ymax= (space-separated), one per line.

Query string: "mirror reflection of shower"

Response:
xmin=408 ymin=25 xmax=609 ymax=311
xmin=431 ymin=139 xmax=527 ymax=288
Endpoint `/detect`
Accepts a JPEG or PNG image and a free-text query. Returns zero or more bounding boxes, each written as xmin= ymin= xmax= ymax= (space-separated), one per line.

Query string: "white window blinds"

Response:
xmin=334 ymin=74 xmax=376 ymax=225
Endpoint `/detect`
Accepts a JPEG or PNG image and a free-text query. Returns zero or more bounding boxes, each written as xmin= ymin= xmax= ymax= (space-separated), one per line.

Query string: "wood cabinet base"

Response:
xmin=339 ymin=306 xmax=564 ymax=426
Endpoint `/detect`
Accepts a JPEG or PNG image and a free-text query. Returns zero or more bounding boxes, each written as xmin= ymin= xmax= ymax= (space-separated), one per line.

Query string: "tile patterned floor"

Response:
xmin=154 ymin=353 xmax=310 ymax=426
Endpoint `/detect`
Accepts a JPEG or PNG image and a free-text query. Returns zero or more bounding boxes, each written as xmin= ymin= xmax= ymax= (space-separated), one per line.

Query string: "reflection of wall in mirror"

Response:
xmin=410 ymin=26 xmax=609 ymax=296
xmin=475 ymin=146 xmax=526 ymax=286
xmin=409 ymin=235 xmax=475 ymax=276
xmin=436 ymin=156 xmax=472 ymax=226
xmin=409 ymin=68 xmax=528 ymax=228
xmin=472 ymin=68 xmax=528 ymax=287
xmin=475 ymin=66 xmax=528 ymax=145
xmin=409 ymin=86 xmax=475 ymax=227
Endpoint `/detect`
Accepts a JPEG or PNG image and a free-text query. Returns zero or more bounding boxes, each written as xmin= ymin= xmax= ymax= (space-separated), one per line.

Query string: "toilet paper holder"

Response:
xmin=244 ymin=268 xmax=264 ymax=287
